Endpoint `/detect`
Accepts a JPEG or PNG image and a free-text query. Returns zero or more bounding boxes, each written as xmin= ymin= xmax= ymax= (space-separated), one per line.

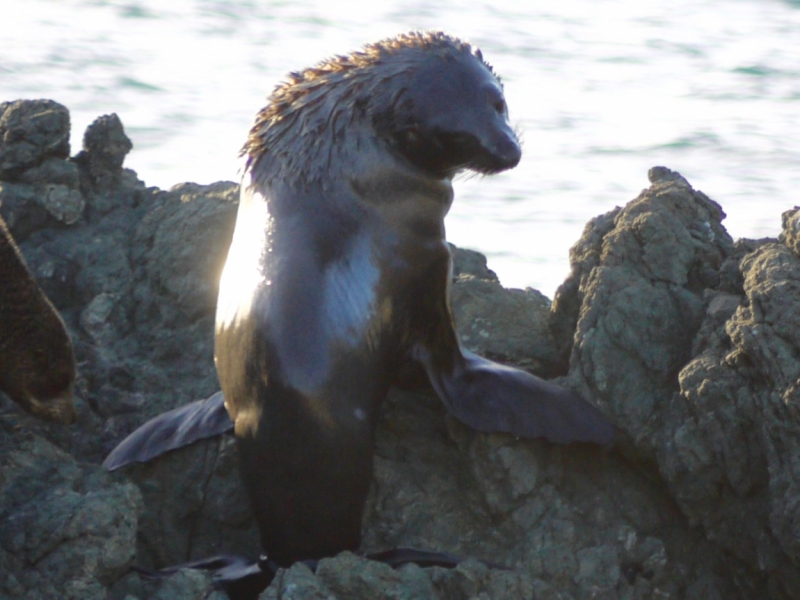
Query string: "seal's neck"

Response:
xmin=349 ymin=165 xmax=453 ymax=237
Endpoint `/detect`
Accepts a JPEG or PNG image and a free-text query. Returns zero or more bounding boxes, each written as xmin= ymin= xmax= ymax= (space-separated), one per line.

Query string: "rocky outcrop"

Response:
xmin=1 ymin=99 xmax=235 ymax=598
xmin=555 ymin=167 xmax=733 ymax=460
xmin=552 ymin=167 xmax=800 ymax=597
xmin=3 ymin=100 xmax=800 ymax=599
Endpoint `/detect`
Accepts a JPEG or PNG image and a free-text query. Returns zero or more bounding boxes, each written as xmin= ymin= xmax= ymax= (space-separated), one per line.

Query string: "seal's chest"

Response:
xmin=321 ymin=234 xmax=381 ymax=344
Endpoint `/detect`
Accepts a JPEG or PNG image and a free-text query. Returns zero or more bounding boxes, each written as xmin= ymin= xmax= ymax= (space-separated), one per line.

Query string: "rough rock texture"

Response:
xmin=0 ymin=100 xmax=84 ymax=239
xmin=658 ymin=235 xmax=800 ymax=597
xmin=262 ymin=553 xmax=535 ymax=600
xmin=0 ymin=99 xmax=70 ymax=178
xmin=0 ymin=421 xmax=141 ymax=600
xmin=0 ymin=99 xmax=235 ymax=598
xmin=123 ymin=434 xmax=258 ymax=569
xmin=0 ymin=101 xmax=236 ymax=469
xmin=552 ymin=166 xmax=800 ymax=598
xmin=556 ymin=167 xmax=733 ymax=460
xmin=4 ymin=100 xmax=800 ymax=599
xmin=451 ymin=257 xmax=559 ymax=375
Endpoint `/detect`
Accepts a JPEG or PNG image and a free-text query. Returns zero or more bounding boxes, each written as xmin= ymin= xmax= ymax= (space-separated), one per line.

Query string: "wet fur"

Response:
xmin=216 ymin=31 xmax=611 ymax=565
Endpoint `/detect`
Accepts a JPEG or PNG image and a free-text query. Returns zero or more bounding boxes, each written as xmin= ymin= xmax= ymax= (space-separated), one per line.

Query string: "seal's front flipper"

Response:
xmin=102 ymin=390 xmax=233 ymax=471
xmin=415 ymin=347 xmax=615 ymax=445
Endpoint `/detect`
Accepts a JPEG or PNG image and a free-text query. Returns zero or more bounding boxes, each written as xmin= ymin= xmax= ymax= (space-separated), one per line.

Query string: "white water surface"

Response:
xmin=3 ymin=0 xmax=800 ymax=297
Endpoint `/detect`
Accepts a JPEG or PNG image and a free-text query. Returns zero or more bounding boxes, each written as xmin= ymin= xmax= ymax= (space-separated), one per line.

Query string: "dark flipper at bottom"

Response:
xmin=102 ymin=391 xmax=233 ymax=471
xmin=415 ymin=346 xmax=615 ymax=445
xmin=132 ymin=547 xmax=488 ymax=600
xmin=133 ymin=554 xmax=273 ymax=600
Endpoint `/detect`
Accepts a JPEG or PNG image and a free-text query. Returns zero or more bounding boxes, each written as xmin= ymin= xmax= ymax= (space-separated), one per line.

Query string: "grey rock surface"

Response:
xmin=555 ymin=167 xmax=733 ymax=462
xmin=0 ymin=100 xmax=85 ymax=241
xmin=0 ymin=99 xmax=70 ymax=178
xmin=261 ymin=553 xmax=535 ymax=600
xmin=555 ymin=166 xmax=800 ymax=597
xmin=451 ymin=272 xmax=559 ymax=375
xmin=0 ymin=421 xmax=142 ymax=599
xmin=3 ymin=100 xmax=800 ymax=599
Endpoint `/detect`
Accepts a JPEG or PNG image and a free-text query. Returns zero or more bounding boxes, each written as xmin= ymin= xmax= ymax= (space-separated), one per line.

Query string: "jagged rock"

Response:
xmin=657 ymin=229 xmax=800 ymax=597
xmin=80 ymin=292 xmax=120 ymax=346
xmin=72 ymin=113 xmax=135 ymax=218
xmin=0 ymin=99 xmax=70 ymax=178
xmin=557 ymin=166 xmax=800 ymax=597
xmin=449 ymin=244 xmax=499 ymax=282
xmin=0 ymin=100 xmax=86 ymax=238
xmin=150 ymin=569 xmax=220 ymax=600
xmin=40 ymin=182 xmax=85 ymax=224
xmin=558 ymin=166 xmax=734 ymax=459
xmin=260 ymin=562 xmax=336 ymax=600
xmin=122 ymin=433 xmax=258 ymax=570
xmin=0 ymin=181 xmax=52 ymax=241
xmin=361 ymin=387 xmax=749 ymax=600
xmin=78 ymin=114 xmax=133 ymax=180
xmin=17 ymin=156 xmax=81 ymax=187
xmin=134 ymin=181 xmax=239 ymax=322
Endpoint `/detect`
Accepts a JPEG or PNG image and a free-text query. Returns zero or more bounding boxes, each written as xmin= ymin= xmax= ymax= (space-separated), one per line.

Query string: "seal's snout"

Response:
xmin=473 ymin=127 xmax=521 ymax=174
xmin=492 ymin=130 xmax=522 ymax=171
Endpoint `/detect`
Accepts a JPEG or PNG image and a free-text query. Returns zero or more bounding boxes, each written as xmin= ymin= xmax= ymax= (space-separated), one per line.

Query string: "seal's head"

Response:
xmin=368 ymin=33 xmax=522 ymax=177
xmin=243 ymin=31 xmax=521 ymax=184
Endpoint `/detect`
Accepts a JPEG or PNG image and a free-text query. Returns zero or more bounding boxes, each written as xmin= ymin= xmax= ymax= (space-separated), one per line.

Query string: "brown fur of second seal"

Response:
xmin=0 ymin=215 xmax=76 ymax=423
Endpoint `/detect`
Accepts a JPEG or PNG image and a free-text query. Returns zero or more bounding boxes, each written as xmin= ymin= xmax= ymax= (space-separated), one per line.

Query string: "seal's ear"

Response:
xmin=102 ymin=391 xmax=233 ymax=470
xmin=413 ymin=346 xmax=615 ymax=445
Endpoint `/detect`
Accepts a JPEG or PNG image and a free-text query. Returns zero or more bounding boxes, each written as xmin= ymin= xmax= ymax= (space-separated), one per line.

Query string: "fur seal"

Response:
xmin=104 ymin=30 xmax=614 ymax=590
xmin=0 ymin=215 xmax=76 ymax=423
xmin=219 ymin=30 xmax=615 ymax=565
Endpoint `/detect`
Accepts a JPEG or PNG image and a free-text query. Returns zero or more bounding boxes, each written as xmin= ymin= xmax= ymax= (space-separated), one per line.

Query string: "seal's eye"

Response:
xmin=485 ymin=87 xmax=506 ymax=115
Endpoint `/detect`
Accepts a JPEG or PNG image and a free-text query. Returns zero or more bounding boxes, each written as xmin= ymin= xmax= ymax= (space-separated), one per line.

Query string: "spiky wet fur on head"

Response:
xmin=242 ymin=31 xmax=508 ymax=186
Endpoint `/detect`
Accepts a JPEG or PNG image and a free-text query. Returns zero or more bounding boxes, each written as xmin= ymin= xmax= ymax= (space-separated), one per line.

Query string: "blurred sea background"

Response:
xmin=3 ymin=0 xmax=799 ymax=297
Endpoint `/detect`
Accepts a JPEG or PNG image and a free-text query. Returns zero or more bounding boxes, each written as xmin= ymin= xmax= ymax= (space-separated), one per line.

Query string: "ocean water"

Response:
xmin=3 ymin=0 xmax=800 ymax=297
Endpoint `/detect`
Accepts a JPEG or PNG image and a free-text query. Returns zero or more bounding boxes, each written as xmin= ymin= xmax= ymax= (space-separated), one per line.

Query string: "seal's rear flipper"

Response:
xmin=102 ymin=391 xmax=233 ymax=471
xmin=133 ymin=554 xmax=274 ymax=600
xmin=415 ymin=347 xmax=615 ymax=445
